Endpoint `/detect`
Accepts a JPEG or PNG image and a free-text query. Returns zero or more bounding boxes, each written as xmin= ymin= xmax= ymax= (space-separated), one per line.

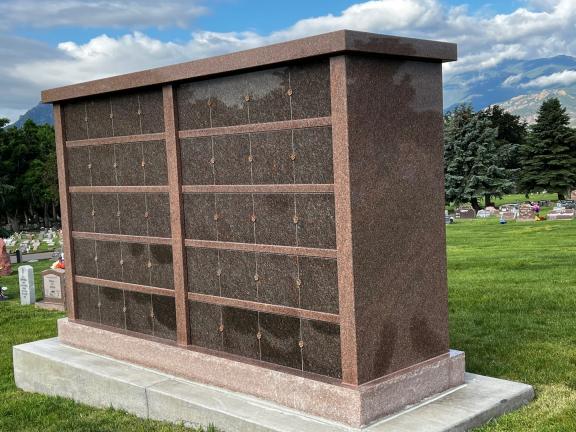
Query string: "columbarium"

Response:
xmin=14 ymin=31 xmax=494 ymax=429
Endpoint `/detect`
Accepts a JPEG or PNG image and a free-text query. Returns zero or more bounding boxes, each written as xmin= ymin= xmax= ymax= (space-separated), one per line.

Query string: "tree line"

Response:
xmin=0 ymin=118 xmax=59 ymax=233
xmin=444 ymin=97 xmax=576 ymax=210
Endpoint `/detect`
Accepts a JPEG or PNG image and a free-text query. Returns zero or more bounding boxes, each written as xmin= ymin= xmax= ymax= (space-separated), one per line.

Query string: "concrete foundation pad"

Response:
xmin=14 ymin=338 xmax=534 ymax=432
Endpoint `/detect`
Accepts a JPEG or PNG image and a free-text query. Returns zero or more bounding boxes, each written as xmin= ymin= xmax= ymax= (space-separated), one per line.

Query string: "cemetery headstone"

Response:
xmin=500 ymin=210 xmax=516 ymax=221
xmin=456 ymin=206 xmax=476 ymax=219
xmin=0 ymin=239 xmax=11 ymax=276
xmin=547 ymin=208 xmax=575 ymax=220
xmin=477 ymin=209 xmax=491 ymax=218
xmin=18 ymin=265 xmax=35 ymax=305
xmin=518 ymin=204 xmax=535 ymax=222
xmin=36 ymin=269 xmax=66 ymax=311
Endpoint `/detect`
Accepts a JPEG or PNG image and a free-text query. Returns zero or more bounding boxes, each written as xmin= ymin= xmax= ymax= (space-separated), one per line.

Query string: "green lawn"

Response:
xmin=1 ymin=217 xmax=575 ymax=431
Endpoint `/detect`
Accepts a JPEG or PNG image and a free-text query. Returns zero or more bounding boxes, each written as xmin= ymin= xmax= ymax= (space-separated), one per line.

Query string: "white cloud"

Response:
xmin=520 ymin=69 xmax=576 ymax=88
xmin=502 ymin=73 xmax=524 ymax=87
xmin=3 ymin=0 xmax=576 ymax=121
xmin=0 ymin=0 xmax=207 ymax=30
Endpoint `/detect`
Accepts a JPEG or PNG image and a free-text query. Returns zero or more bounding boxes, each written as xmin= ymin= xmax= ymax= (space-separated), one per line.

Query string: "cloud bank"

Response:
xmin=2 ymin=0 xmax=576 ymax=120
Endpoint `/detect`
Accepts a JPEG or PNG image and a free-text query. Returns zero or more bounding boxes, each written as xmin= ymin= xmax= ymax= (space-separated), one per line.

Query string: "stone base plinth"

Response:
xmin=56 ymin=318 xmax=464 ymax=427
xmin=13 ymin=337 xmax=534 ymax=432
xmin=35 ymin=301 xmax=65 ymax=312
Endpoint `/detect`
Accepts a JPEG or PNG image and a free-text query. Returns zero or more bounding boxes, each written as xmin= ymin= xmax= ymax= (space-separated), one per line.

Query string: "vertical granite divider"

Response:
xmin=163 ymin=85 xmax=190 ymax=346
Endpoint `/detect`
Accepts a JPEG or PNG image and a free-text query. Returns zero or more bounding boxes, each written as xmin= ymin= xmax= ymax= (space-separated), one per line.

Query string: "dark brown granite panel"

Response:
xmin=213 ymin=134 xmax=252 ymax=185
xmin=86 ymin=96 xmax=113 ymax=138
xmin=250 ymin=130 xmax=293 ymax=184
xmin=257 ymin=253 xmax=298 ymax=308
xmin=92 ymin=193 xmax=120 ymax=234
xmin=89 ymin=145 xmax=116 ymax=186
xmin=246 ymin=67 xmax=291 ymax=124
xmin=296 ymin=193 xmax=336 ymax=249
xmin=189 ymin=301 xmax=222 ymax=351
xmin=293 ymin=127 xmax=333 ymax=184
xmin=143 ymin=140 xmax=168 ymax=185
xmin=70 ymin=193 xmax=94 ymax=233
xmin=186 ymin=247 xmax=220 ymax=295
xmin=210 ymin=75 xmax=249 ymax=128
xmin=219 ymin=249 xmax=257 ymax=301
xmin=125 ymin=290 xmax=153 ymax=335
xmin=73 ymin=238 xmax=97 ymax=278
xmin=183 ymin=194 xmax=217 ymax=240
xmin=63 ymin=100 xmax=88 ymax=141
xmin=299 ymin=257 xmax=338 ymax=314
xmin=345 ymin=57 xmax=449 ymax=383
xmin=139 ymin=88 xmax=165 ymax=133
xmin=75 ymin=283 xmax=100 ymax=323
xmin=147 ymin=193 xmax=171 ymax=238
xmin=95 ymin=240 xmax=122 ymax=282
xmin=180 ymin=137 xmax=213 ymax=185
xmin=116 ymin=142 xmax=145 ymax=186
xmin=67 ymin=147 xmax=91 ymax=186
xmin=215 ymin=194 xmax=253 ymax=244
xmin=253 ymin=194 xmax=295 ymax=246
xmin=222 ymin=306 xmax=259 ymax=359
xmin=121 ymin=242 xmax=150 ymax=286
xmin=119 ymin=193 xmax=147 ymax=236
xmin=259 ymin=313 xmax=301 ymax=370
xmin=290 ymin=59 xmax=331 ymax=120
xmin=111 ymin=92 xmax=140 ymax=136
xmin=176 ymin=80 xmax=211 ymax=130
xmin=149 ymin=244 xmax=174 ymax=289
xmin=301 ymin=320 xmax=341 ymax=379
xmin=152 ymin=295 xmax=177 ymax=341
xmin=99 ymin=286 xmax=125 ymax=329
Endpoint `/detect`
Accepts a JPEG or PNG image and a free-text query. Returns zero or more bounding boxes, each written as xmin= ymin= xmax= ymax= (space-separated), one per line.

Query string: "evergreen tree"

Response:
xmin=479 ymin=105 xmax=527 ymax=204
xmin=444 ymin=105 xmax=515 ymax=211
xmin=518 ymin=98 xmax=576 ymax=200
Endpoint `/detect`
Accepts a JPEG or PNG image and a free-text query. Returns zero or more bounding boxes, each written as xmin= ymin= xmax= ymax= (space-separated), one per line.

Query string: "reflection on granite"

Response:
xmin=222 ymin=306 xmax=259 ymax=359
xmin=183 ymin=193 xmax=217 ymax=240
xmin=302 ymin=320 xmax=341 ymax=379
xmin=253 ymin=194 xmax=295 ymax=246
xmin=250 ymin=130 xmax=293 ymax=184
xmin=219 ymin=250 xmax=257 ymax=301
xmin=152 ymin=295 xmax=177 ymax=340
xmin=257 ymin=253 xmax=299 ymax=307
xmin=259 ymin=312 xmax=301 ymax=370
xmin=186 ymin=247 xmax=220 ymax=295
xmin=189 ymin=301 xmax=222 ymax=351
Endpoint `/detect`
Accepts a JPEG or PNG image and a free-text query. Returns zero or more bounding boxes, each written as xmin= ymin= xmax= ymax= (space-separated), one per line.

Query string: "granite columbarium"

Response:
xmin=13 ymin=30 xmax=533 ymax=431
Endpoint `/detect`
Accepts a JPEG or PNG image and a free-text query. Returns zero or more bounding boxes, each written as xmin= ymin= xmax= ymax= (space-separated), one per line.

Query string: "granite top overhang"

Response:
xmin=41 ymin=30 xmax=457 ymax=103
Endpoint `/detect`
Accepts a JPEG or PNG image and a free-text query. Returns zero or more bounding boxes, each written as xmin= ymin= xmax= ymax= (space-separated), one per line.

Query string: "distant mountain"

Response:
xmin=444 ymin=55 xmax=576 ymax=125
xmin=12 ymin=103 xmax=53 ymax=128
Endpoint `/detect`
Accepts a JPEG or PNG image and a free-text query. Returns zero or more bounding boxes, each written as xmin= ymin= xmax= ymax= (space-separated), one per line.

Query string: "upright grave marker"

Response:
xmin=36 ymin=269 xmax=66 ymax=311
xmin=18 ymin=265 xmax=35 ymax=305
xmin=518 ymin=203 xmax=535 ymax=222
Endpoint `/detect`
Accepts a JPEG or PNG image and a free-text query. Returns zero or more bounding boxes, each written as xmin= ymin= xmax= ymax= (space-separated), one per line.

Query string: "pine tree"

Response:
xmin=444 ymin=105 xmax=515 ymax=210
xmin=518 ymin=98 xmax=576 ymax=200
xmin=480 ymin=105 xmax=526 ymax=205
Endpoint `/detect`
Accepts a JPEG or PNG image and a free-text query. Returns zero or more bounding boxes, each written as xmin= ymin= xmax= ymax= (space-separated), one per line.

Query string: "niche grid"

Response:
xmin=65 ymin=58 xmax=342 ymax=379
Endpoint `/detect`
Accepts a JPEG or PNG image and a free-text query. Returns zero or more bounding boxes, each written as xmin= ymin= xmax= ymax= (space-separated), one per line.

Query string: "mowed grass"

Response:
xmin=448 ymin=218 xmax=576 ymax=431
xmin=0 ymin=216 xmax=575 ymax=431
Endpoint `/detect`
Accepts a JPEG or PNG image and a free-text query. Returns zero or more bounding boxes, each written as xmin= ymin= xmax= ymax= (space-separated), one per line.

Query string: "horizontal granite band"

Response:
xmin=58 ymin=318 xmax=465 ymax=427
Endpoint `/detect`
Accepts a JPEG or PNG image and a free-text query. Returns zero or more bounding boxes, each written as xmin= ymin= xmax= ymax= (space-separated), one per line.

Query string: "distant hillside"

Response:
xmin=12 ymin=103 xmax=53 ymax=128
xmin=444 ymin=55 xmax=576 ymax=125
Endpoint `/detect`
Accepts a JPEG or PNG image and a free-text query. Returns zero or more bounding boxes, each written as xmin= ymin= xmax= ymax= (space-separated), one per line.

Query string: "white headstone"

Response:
xmin=18 ymin=265 xmax=36 ymax=305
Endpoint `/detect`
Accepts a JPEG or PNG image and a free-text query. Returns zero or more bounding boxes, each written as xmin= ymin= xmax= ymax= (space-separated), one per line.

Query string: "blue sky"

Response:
xmin=1 ymin=0 xmax=575 ymax=120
